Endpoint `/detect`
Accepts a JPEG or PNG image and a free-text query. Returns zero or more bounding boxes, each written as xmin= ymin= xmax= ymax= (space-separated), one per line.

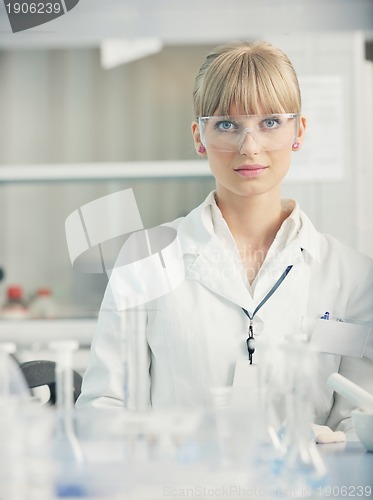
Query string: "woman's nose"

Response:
xmin=238 ymin=130 xmax=260 ymax=155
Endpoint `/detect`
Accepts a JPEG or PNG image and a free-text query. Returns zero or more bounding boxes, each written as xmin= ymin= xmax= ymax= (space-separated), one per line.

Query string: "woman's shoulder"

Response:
xmin=299 ymin=209 xmax=372 ymax=270
xmin=160 ymin=192 xmax=216 ymax=254
xmin=322 ymin=233 xmax=372 ymax=271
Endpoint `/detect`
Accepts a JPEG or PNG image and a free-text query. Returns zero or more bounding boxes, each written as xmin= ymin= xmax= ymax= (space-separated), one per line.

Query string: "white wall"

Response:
xmin=267 ymin=32 xmax=373 ymax=256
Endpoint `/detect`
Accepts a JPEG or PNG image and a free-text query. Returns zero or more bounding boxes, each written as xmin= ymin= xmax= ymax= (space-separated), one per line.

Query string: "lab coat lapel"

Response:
xmin=260 ymin=245 xmax=312 ymax=343
xmin=251 ymin=240 xmax=304 ymax=302
xmin=175 ymin=198 xmax=315 ymax=315
xmin=185 ymin=234 xmax=255 ymax=310
xmin=174 ymin=198 xmax=254 ymax=309
xmin=185 ymin=238 xmax=312 ymax=343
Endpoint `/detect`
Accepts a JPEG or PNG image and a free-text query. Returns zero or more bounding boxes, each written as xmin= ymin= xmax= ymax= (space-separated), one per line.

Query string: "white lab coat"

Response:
xmin=76 ymin=192 xmax=373 ymax=433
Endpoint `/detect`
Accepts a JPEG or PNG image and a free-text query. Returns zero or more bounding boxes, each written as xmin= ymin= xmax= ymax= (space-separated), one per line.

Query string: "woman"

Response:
xmin=76 ymin=41 xmax=373 ymax=436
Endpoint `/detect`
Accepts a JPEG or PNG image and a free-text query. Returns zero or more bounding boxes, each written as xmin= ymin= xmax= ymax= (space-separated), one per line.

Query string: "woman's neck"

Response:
xmin=215 ymin=189 xmax=288 ymax=248
xmin=215 ymin=188 xmax=290 ymax=282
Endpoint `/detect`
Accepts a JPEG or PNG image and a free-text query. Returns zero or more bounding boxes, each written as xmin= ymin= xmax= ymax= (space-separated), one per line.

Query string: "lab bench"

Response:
xmin=0 ymin=318 xmax=97 ymax=374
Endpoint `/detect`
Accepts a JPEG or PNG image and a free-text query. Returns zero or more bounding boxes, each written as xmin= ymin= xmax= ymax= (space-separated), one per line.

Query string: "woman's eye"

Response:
xmin=216 ymin=121 xmax=236 ymax=132
xmin=262 ymin=118 xmax=281 ymax=129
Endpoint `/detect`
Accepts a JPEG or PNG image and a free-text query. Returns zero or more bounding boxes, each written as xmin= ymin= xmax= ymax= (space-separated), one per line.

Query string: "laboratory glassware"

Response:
xmin=279 ymin=338 xmax=327 ymax=496
xmin=49 ymin=340 xmax=85 ymax=497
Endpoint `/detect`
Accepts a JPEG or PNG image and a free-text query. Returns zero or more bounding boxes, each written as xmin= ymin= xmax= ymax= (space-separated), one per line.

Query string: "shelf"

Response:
xmin=0 ymin=161 xmax=211 ymax=183
xmin=0 ymin=318 xmax=97 ymax=347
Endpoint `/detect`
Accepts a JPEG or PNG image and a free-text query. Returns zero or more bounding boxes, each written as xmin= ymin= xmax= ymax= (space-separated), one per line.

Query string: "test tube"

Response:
xmin=49 ymin=340 xmax=84 ymax=465
xmin=119 ymin=310 xmax=129 ymax=409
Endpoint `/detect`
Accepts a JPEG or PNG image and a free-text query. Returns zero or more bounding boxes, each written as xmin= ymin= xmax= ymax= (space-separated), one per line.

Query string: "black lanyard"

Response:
xmin=242 ymin=265 xmax=293 ymax=364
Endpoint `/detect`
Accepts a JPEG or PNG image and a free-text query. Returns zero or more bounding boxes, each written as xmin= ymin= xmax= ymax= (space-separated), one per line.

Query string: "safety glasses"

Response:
xmin=198 ymin=113 xmax=299 ymax=152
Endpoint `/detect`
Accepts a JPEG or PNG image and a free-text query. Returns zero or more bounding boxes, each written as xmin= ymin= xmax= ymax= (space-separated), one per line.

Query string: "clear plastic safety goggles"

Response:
xmin=198 ymin=113 xmax=299 ymax=152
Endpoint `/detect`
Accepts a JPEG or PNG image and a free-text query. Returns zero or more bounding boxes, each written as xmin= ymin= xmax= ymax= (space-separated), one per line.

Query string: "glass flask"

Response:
xmin=249 ymin=338 xmax=286 ymax=495
xmin=49 ymin=340 xmax=86 ymax=497
xmin=279 ymin=338 xmax=327 ymax=497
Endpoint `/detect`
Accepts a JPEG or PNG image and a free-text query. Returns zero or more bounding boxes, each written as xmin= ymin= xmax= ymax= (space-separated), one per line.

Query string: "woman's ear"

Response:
xmin=292 ymin=115 xmax=307 ymax=151
xmin=191 ymin=121 xmax=206 ymax=155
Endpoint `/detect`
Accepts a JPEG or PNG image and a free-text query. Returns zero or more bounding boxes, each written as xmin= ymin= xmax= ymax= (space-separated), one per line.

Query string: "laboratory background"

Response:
xmin=0 ymin=1 xmax=373 ymax=498
xmin=0 ymin=0 xmax=372 ymax=371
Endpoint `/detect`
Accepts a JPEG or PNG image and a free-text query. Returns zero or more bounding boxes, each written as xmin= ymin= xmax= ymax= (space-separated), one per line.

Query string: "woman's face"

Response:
xmin=192 ymin=105 xmax=306 ymax=201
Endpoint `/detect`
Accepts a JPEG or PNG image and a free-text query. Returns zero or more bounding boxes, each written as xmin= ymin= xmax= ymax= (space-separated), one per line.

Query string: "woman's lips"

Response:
xmin=234 ymin=164 xmax=268 ymax=178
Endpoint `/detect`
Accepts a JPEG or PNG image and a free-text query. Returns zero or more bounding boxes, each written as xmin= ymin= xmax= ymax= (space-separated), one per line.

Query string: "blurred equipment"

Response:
xmin=0 ymin=342 xmax=29 ymax=399
xmin=0 ymin=285 xmax=30 ymax=319
xmin=327 ymin=372 xmax=373 ymax=412
xmin=29 ymin=288 xmax=59 ymax=319
xmin=20 ymin=359 xmax=82 ymax=405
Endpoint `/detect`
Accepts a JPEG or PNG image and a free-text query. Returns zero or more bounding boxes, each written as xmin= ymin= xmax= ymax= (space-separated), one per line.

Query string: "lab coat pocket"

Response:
xmin=309 ymin=318 xmax=371 ymax=358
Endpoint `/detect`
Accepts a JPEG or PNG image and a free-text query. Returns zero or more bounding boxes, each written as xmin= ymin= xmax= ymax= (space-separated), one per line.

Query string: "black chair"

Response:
xmin=19 ymin=360 xmax=82 ymax=405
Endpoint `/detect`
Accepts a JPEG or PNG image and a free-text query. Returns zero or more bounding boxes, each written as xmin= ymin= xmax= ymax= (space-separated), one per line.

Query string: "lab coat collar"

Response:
xmin=296 ymin=210 xmax=323 ymax=263
xmin=175 ymin=193 xmax=251 ymax=308
xmin=174 ymin=191 xmax=323 ymax=308
xmin=174 ymin=191 xmax=216 ymax=256
xmin=176 ymin=191 xmax=323 ymax=264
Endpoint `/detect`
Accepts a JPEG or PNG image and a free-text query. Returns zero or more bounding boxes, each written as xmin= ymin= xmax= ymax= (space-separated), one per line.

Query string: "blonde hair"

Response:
xmin=193 ymin=41 xmax=301 ymax=118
